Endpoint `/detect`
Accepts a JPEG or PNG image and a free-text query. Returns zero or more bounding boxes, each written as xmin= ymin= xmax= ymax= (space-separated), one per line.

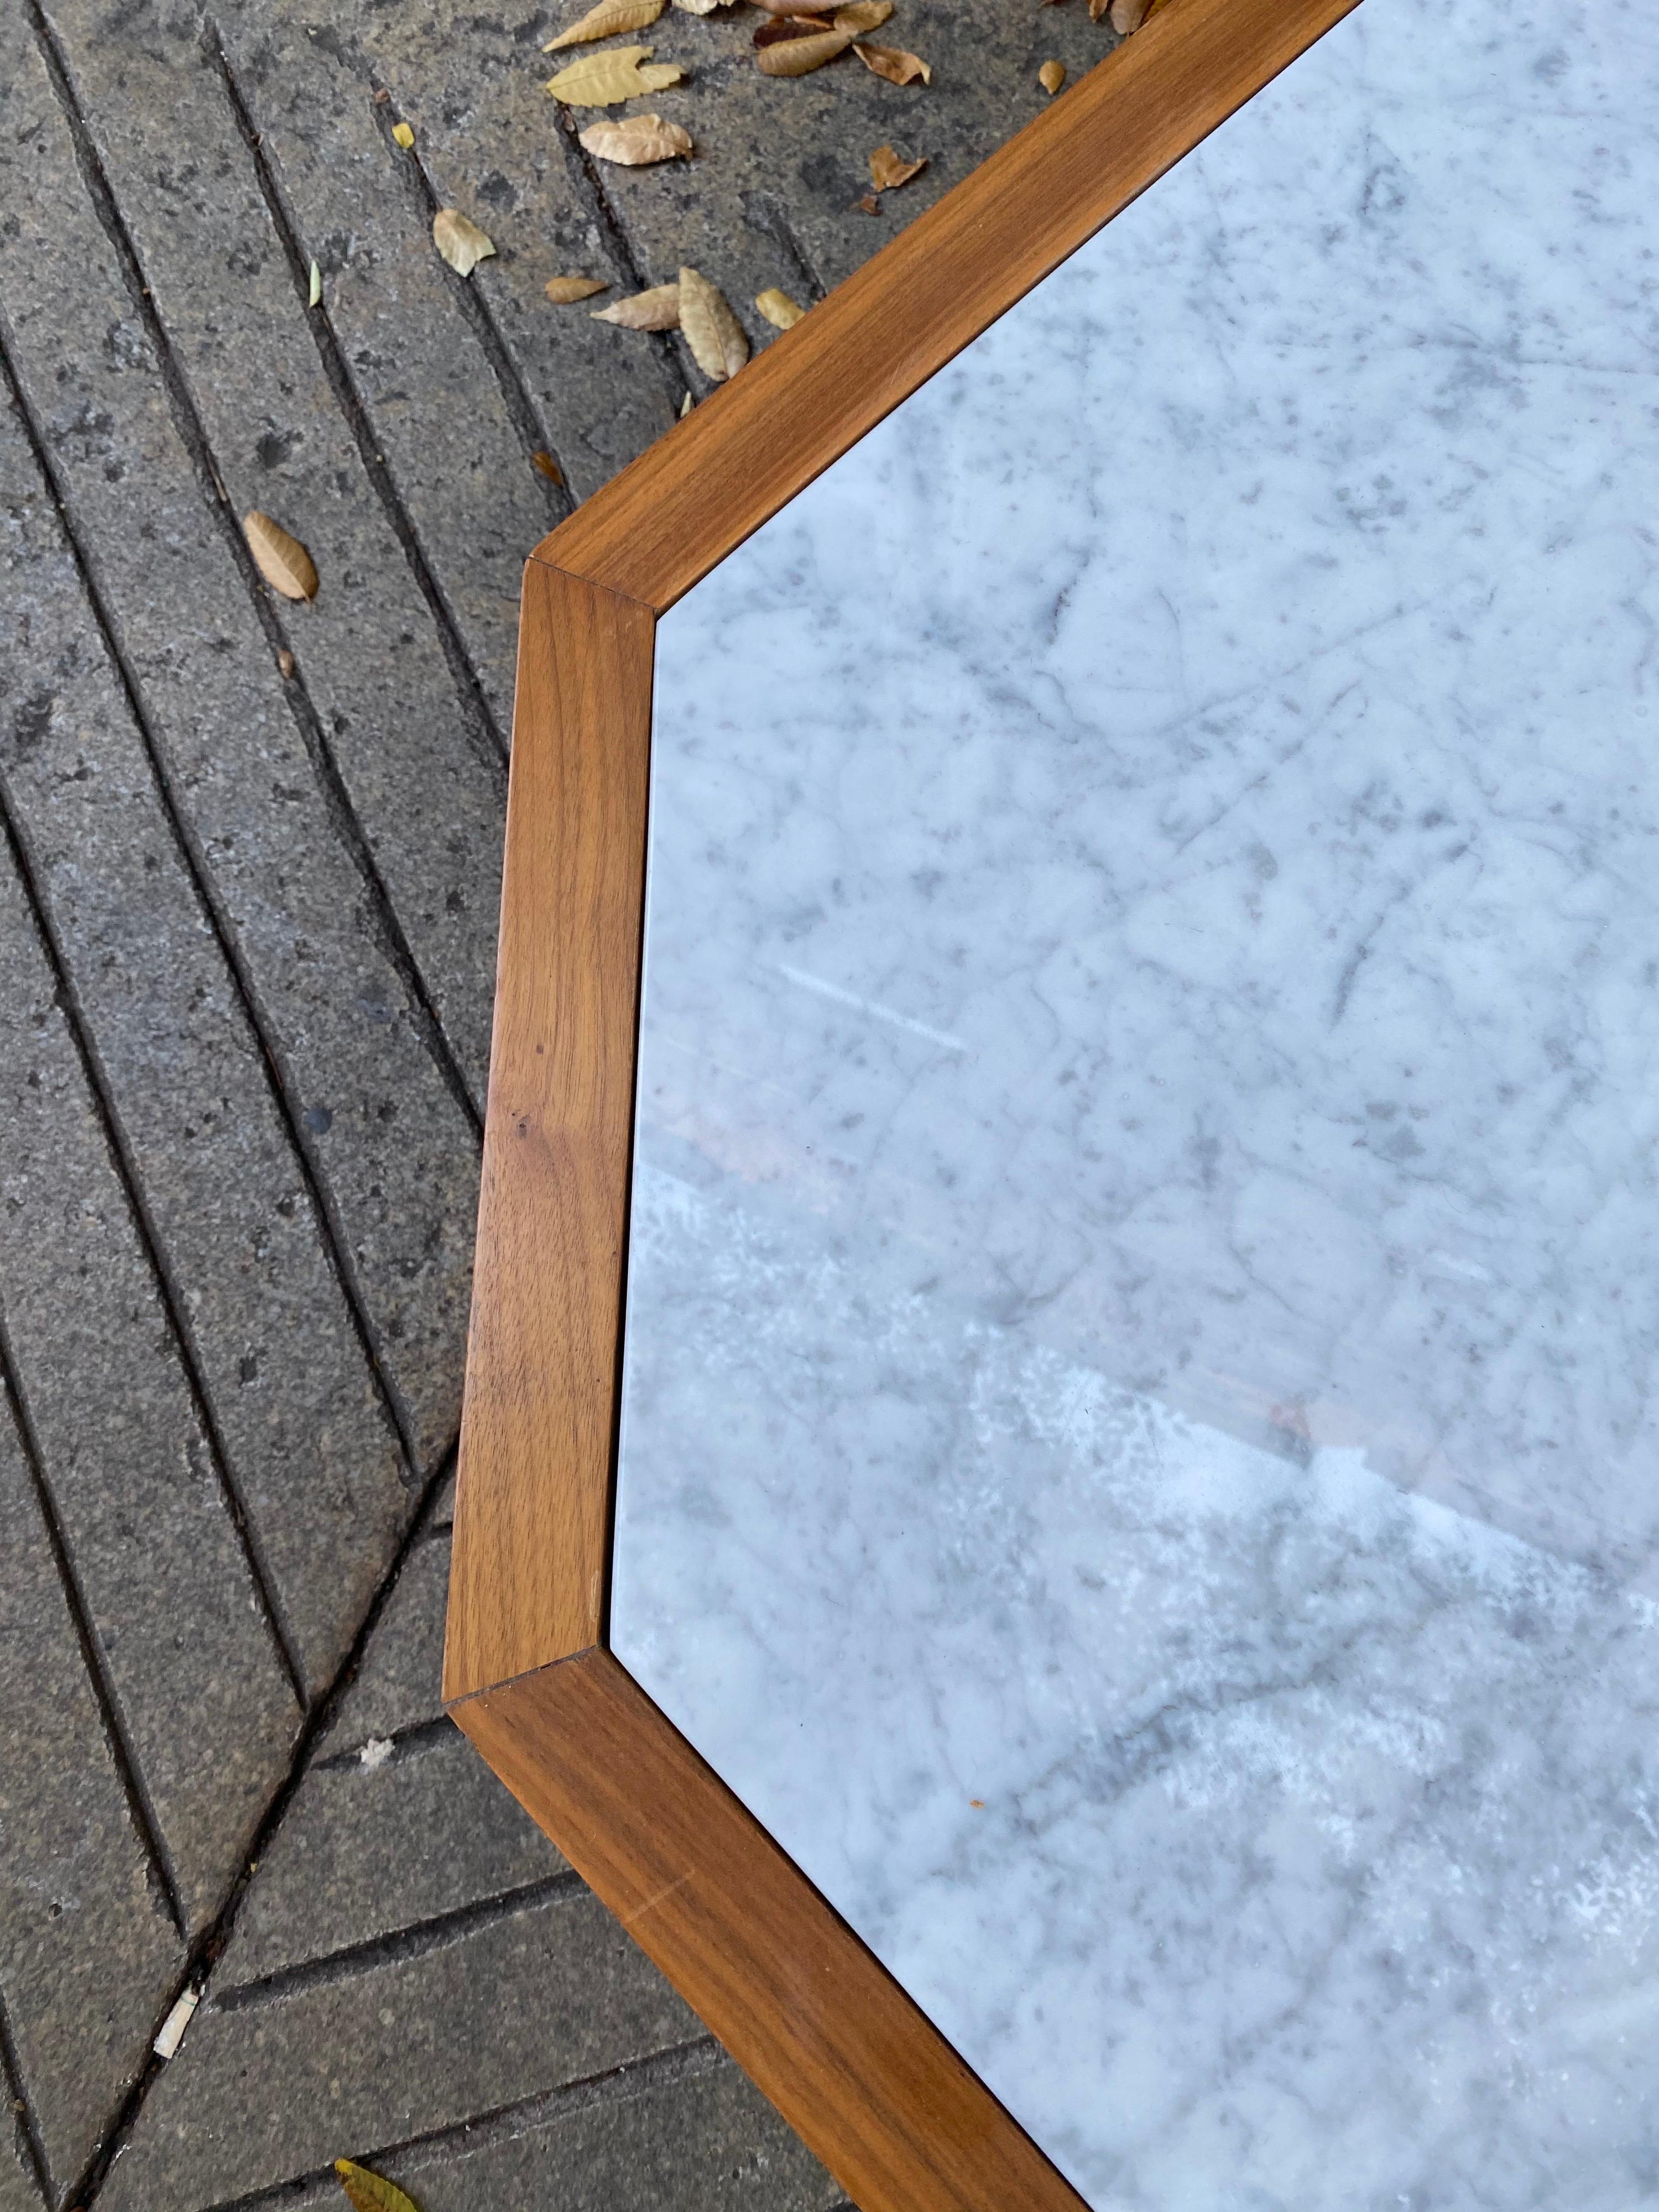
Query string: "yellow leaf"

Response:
xmin=869 ymin=142 xmax=926 ymax=191
xmin=579 ymin=112 xmax=692 ymax=163
xmin=832 ymin=0 xmax=891 ymax=28
xmin=755 ymin=286 xmax=805 ymax=330
xmin=1039 ymin=57 xmax=1065 ymax=91
xmin=391 ymin=121 xmax=415 ymax=148
xmin=244 ymin=512 xmax=318 ymax=602
xmin=756 ymin=24 xmax=851 ymax=72
xmin=544 ymin=0 xmax=664 ymax=47
xmin=432 ymin=208 xmax=495 ymax=276
xmin=854 ymin=39 xmax=930 ymax=82
xmin=545 ymin=273 xmax=609 ymax=302
xmin=592 ymin=281 xmax=681 ymax=329
xmin=545 ymin=44 xmax=685 ymax=102
xmin=307 ymin=258 xmax=322 ymax=306
xmin=678 ymin=265 xmax=748 ymax=381
xmin=335 ymin=2161 xmax=421 ymax=2212
xmin=680 ymin=389 xmax=694 ymax=415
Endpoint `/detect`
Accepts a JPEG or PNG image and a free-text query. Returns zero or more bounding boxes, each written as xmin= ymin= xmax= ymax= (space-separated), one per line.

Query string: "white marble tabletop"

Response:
xmin=613 ymin=0 xmax=1659 ymax=2200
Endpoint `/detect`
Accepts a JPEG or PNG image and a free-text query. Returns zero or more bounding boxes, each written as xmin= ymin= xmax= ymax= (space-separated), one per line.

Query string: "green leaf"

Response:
xmin=335 ymin=2158 xmax=421 ymax=2212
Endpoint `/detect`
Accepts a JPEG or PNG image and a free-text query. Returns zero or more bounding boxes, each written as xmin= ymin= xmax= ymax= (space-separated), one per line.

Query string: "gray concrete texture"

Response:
xmin=0 ymin=0 xmax=1129 ymax=2199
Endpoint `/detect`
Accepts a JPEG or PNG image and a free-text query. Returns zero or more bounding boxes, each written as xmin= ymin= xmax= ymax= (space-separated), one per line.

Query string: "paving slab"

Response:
xmin=0 ymin=2126 xmax=41 ymax=2212
xmin=0 ymin=834 xmax=301 ymax=1938
xmin=316 ymin=1530 xmax=451 ymax=1760
xmin=222 ymin=1728 xmax=566 ymax=1987
xmin=296 ymin=2046 xmax=844 ymax=2212
xmin=0 ymin=14 xmax=481 ymax=1473
xmin=0 ymin=1380 xmax=183 ymax=2198
xmin=216 ymin=0 xmax=568 ymax=729
xmin=0 ymin=337 xmax=410 ymax=1705
xmin=100 ymin=1887 xmax=697 ymax=2209
xmin=38 ymin=0 xmax=509 ymax=1105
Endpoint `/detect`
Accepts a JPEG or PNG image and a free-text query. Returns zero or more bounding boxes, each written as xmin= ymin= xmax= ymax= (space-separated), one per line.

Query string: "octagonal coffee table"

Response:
xmin=445 ymin=0 xmax=1659 ymax=2201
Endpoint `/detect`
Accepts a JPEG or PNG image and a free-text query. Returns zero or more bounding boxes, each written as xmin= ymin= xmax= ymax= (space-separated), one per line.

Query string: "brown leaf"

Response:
xmin=544 ymin=0 xmax=664 ymax=47
xmin=1039 ymin=56 xmax=1065 ymax=91
xmin=545 ymin=273 xmax=609 ymax=302
xmin=1106 ymin=0 xmax=1147 ymax=24
xmin=831 ymin=0 xmax=891 ymax=28
xmin=579 ymin=111 xmax=692 ymax=162
xmin=244 ymin=512 xmax=318 ymax=602
xmin=277 ymin=648 xmax=296 ymax=679
xmin=678 ymin=265 xmax=749 ymax=380
xmin=749 ymin=0 xmax=841 ymax=12
xmin=857 ymin=191 xmax=880 ymax=213
xmin=854 ymin=39 xmax=930 ymax=82
xmin=531 ymin=451 xmax=564 ymax=483
xmin=335 ymin=2162 xmax=420 ymax=2212
xmin=545 ymin=45 xmax=685 ymax=102
xmin=753 ymin=11 xmax=836 ymax=35
xmin=757 ymin=24 xmax=852 ymax=70
xmin=755 ymin=286 xmax=806 ymax=330
xmin=869 ymin=142 xmax=926 ymax=191
xmin=432 ymin=208 xmax=495 ymax=276
xmin=591 ymin=281 xmax=681 ymax=330
xmin=390 ymin=121 xmax=415 ymax=147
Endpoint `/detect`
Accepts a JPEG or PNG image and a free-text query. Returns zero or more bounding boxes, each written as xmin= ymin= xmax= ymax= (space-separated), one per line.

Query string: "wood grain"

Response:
xmin=537 ymin=0 xmax=1359 ymax=612
xmin=442 ymin=562 xmax=654 ymax=1703
xmin=453 ymin=1648 xmax=1091 ymax=2212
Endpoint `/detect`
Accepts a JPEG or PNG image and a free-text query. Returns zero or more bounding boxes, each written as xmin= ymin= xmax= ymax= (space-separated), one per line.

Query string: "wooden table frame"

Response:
xmin=443 ymin=0 xmax=1358 ymax=2198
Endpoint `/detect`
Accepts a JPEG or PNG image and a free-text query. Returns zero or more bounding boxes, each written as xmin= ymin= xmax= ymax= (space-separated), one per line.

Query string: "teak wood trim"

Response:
xmin=446 ymin=0 xmax=1363 ymax=2199
xmin=535 ymin=0 xmax=1360 ymax=614
xmin=443 ymin=560 xmax=654 ymax=1700
xmin=453 ymin=1650 xmax=1089 ymax=2212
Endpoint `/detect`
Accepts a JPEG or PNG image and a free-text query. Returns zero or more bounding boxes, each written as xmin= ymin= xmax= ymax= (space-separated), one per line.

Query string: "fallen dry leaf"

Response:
xmin=545 ymin=45 xmax=685 ymax=103
xmin=390 ymin=121 xmax=415 ymax=148
xmin=335 ymin=2161 xmax=420 ymax=2212
xmin=579 ymin=111 xmax=692 ymax=163
xmin=545 ymin=273 xmax=609 ymax=302
xmin=755 ymin=285 xmax=805 ymax=330
xmin=244 ymin=512 xmax=318 ymax=602
xmin=1107 ymin=0 xmax=1147 ymax=24
xmin=757 ymin=23 xmax=851 ymax=71
xmin=592 ymin=281 xmax=681 ymax=329
xmin=750 ymin=0 xmax=842 ymax=11
xmin=679 ymin=265 xmax=749 ymax=380
xmin=854 ymin=39 xmax=930 ymax=82
xmin=832 ymin=0 xmax=891 ymax=28
xmin=544 ymin=0 xmax=664 ymax=46
xmin=674 ymin=0 xmax=723 ymax=11
xmin=869 ymin=141 xmax=926 ymax=190
xmin=307 ymin=258 xmax=322 ymax=306
xmin=1039 ymin=56 xmax=1066 ymax=91
xmin=531 ymin=450 xmax=564 ymax=483
xmin=278 ymin=648 xmax=296 ymax=679
xmin=680 ymin=389 xmax=694 ymax=415
xmin=432 ymin=208 xmax=496 ymax=276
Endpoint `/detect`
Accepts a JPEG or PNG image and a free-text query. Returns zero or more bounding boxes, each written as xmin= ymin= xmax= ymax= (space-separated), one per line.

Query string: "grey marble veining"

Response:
xmin=612 ymin=0 xmax=1659 ymax=2201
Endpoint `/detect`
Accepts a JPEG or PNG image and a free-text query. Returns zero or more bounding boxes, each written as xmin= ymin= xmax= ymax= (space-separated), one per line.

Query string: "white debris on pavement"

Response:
xmin=152 ymin=1985 xmax=200 ymax=2061
xmin=359 ymin=1735 xmax=394 ymax=1771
